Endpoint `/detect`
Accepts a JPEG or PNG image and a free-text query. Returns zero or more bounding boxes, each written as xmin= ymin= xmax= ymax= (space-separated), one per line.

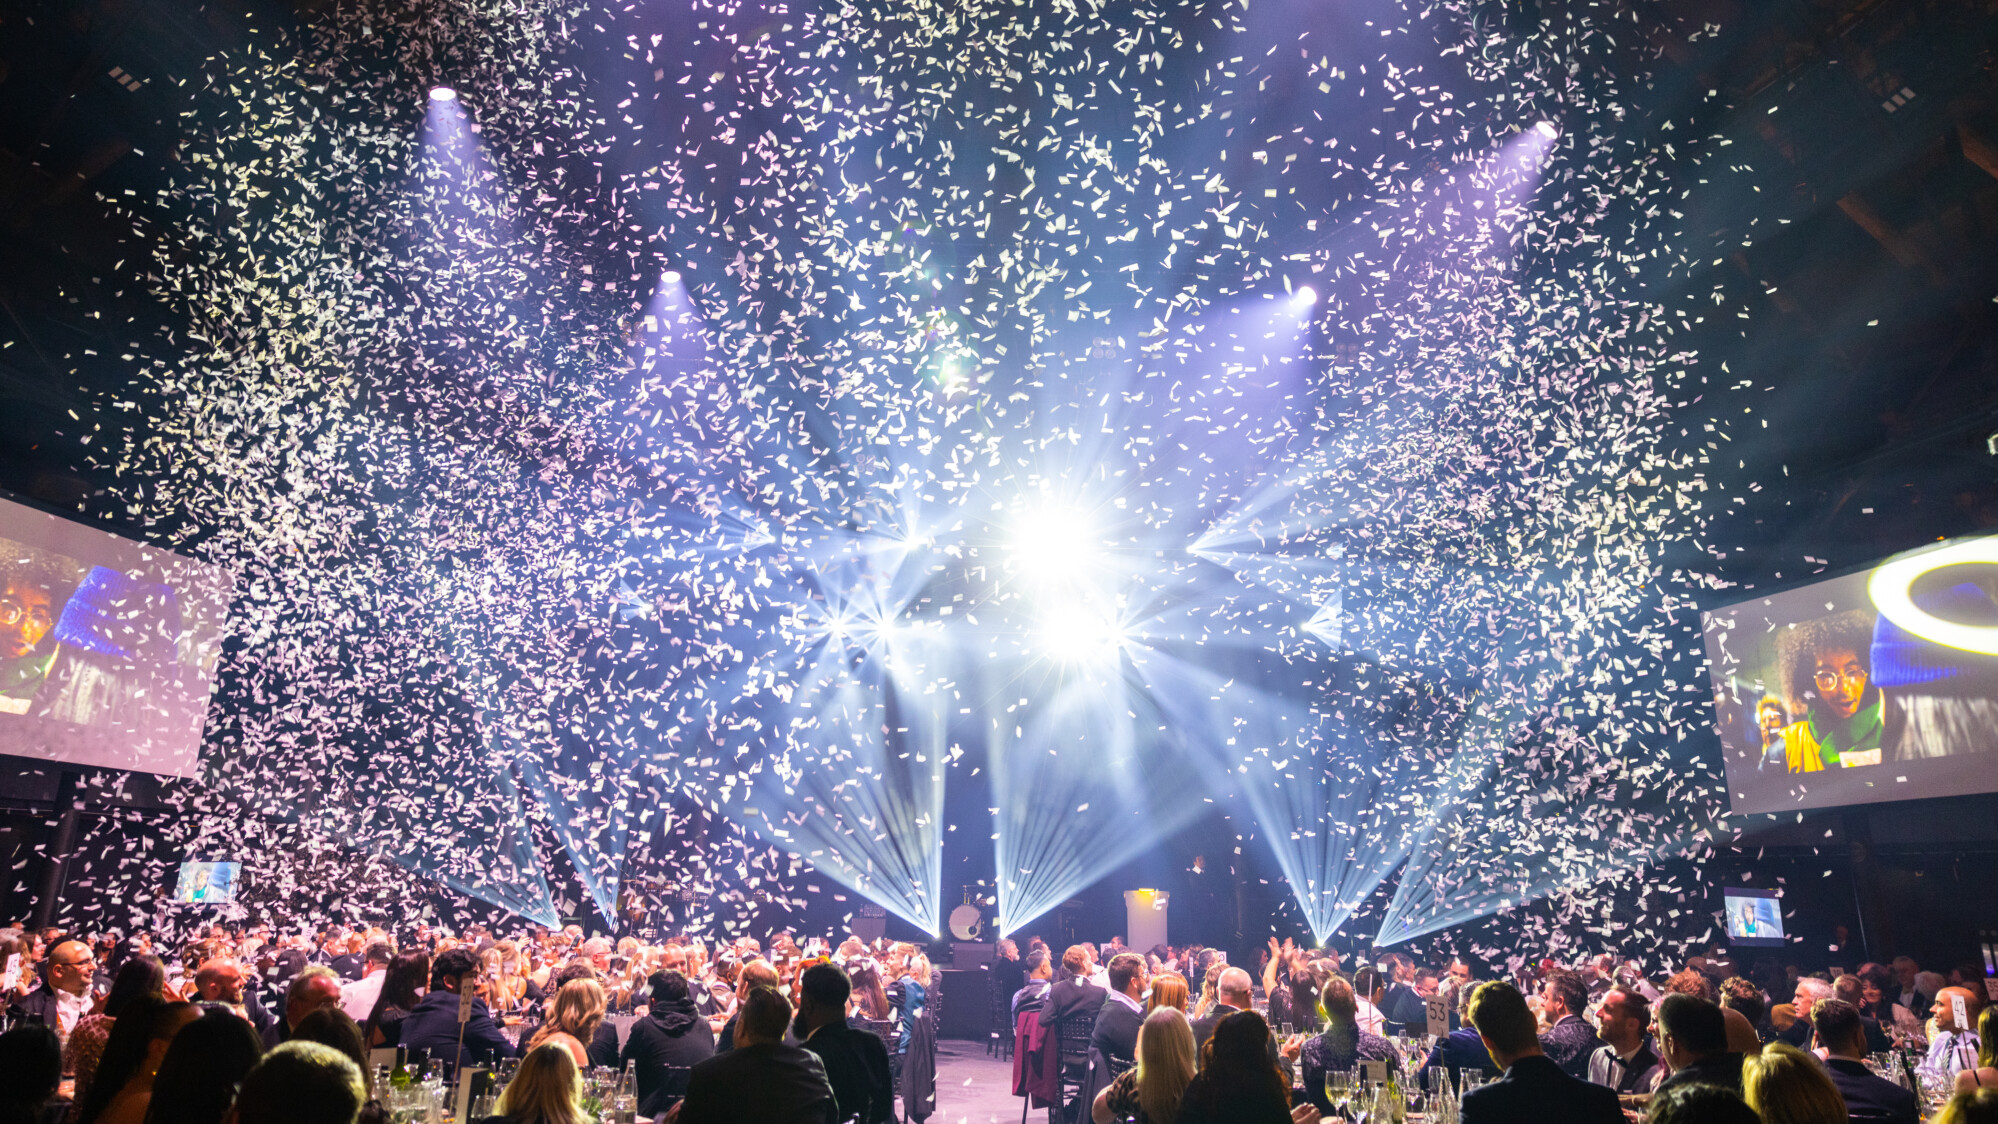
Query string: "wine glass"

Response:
xmin=1324 ymin=1068 xmax=1352 ymax=1119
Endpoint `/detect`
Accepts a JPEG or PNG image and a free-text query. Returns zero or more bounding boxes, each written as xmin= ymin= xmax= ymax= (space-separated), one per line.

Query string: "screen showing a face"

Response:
xmin=174 ymin=861 xmax=241 ymax=905
xmin=1722 ymin=889 xmax=1785 ymax=947
xmin=1 ymin=493 xmax=234 ymax=778
xmin=1703 ymin=534 xmax=1998 ymax=815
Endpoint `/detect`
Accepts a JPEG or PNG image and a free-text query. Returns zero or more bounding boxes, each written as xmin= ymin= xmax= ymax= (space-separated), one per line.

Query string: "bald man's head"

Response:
xmin=1219 ymin=967 xmax=1255 ymax=1008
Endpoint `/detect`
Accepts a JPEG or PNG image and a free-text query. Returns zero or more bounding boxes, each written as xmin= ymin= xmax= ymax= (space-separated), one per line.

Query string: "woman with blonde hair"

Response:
xmin=1093 ymin=1007 xmax=1197 ymax=1124
xmin=525 ymin=979 xmax=607 ymax=1069
xmin=1935 ymin=1088 xmax=1998 ymax=1124
xmin=1146 ymin=971 xmax=1190 ymax=1015
xmin=480 ymin=1043 xmax=588 ymax=1124
xmin=1742 ymin=1042 xmax=1848 ymax=1124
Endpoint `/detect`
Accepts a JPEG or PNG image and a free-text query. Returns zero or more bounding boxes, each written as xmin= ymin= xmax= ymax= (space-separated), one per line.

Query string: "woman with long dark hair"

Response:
xmin=66 ymin=954 xmax=169 ymax=1105
xmin=846 ymin=960 xmax=891 ymax=1023
xmin=363 ymin=950 xmax=429 ymax=1048
xmin=139 ymin=1007 xmax=262 ymax=1124
xmin=1178 ymin=1011 xmax=1297 ymax=1124
xmin=70 ymin=999 xmax=196 ymax=1124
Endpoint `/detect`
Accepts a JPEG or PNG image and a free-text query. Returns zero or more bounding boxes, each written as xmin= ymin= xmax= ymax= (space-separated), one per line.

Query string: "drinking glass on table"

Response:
xmin=1324 ymin=1068 xmax=1352 ymax=1118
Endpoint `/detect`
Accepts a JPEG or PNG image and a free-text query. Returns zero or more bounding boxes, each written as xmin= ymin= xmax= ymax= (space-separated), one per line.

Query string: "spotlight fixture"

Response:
xmin=662 ymin=269 xmax=682 ymax=284
xmin=1534 ymin=120 xmax=1559 ymax=138
xmin=429 ymin=86 xmax=458 ymax=102
xmin=1296 ymin=284 xmax=1319 ymax=306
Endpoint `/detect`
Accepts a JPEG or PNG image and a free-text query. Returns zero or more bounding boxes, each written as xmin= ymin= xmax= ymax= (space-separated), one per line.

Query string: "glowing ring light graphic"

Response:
xmin=1867 ymin=537 xmax=1998 ymax=656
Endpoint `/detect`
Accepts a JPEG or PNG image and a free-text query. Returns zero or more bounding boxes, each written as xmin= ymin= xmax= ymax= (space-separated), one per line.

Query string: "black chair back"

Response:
xmin=1056 ymin=1012 xmax=1094 ymax=1069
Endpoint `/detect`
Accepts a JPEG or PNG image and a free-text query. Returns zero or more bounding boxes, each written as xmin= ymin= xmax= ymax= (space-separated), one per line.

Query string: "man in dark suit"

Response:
xmin=796 ymin=963 xmax=894 ymax=1124
xmin=399 ymin=947 xmax=518 ymax=1069
xmin=673 ymin=985 xmax=837 ymax=1124
xmin=1037 ymin=945 xmax=1107 ymax=1030
xmin=1012 ymin=949 xmax=1054 ymax=1019
xmin=1189 ymin=967 xmax=1256 ymax=1054
xmin=993 ymin=939 xmax=1027 ymax=1009
xmin=260 ymin=966 xmax=344 ymax=1050
xmin=7 ymin=939 xmax=94 ymax=1041
xmin=1812 ymin=998 xmax=1920 ymax=1124
xmin=1653 ymin=993 xmax=1744 ymax=1095
xmin=1377 ymin=953 xmax=1429 ymax=1035
xmin=1536 ymin=969 xmax=1605 ymax=1080
xmin=1459 ymin=982 xmax=1623 ymax=1124
xmin=1092 ymin=953 xmax=1147 ymax=1065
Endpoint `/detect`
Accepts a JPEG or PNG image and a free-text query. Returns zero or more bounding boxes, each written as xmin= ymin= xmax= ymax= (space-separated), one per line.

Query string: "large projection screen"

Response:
xmin=1703 ymin=534 xmax=1998 ymax=815
xmin=0 ymin=493 xmax=233 ymax=778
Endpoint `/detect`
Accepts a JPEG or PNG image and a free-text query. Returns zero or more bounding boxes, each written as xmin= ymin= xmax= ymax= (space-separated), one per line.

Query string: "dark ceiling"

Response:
xmin=1 ymin=0 xmax=1995 ymax=598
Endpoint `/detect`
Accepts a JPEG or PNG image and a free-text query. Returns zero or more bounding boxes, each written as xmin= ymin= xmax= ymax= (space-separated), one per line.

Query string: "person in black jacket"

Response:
xmin=1653 ymin=993 xmax=1745 ymax=1096
xmin=1092 ymin=954 xmax=1147 ymax=1065
xmin=1458 ymin=982 xmax=1623 ymax=1124
xmin=621 ymin=970 xmax=716 ymax=1119
xmin=796 ymin=963 xmax=894 ymax=1124
xmin=399 ymin=948 xmax=518 ymax=1070
xmin=1534 ymin=970 xmax=1604 ymax=1080
xmin=672 ymin=986 xmax=836 ymax=1124
xmin=1036 ymin=946 xmax=1107 ymax=1031
xmin=1811 ymin=999 xmax=1920 ymax=1124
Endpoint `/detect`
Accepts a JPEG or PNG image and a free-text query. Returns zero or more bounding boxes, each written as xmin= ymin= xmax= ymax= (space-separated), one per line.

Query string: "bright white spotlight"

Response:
xmin=1033 ymin=602 xmax=1125 ymax=663
xmin=1296 ymin=284 xmax=1318 ymax=306
xmin=662 ymin=269 xmax=682 ymax=284
xmin=1534 ymin=120 xmax=1558 ymax=138
xmin=1009 ymin=504 xmax=1099 ymax=583
xmin=429 ymin=86 xmax=458 ymax=102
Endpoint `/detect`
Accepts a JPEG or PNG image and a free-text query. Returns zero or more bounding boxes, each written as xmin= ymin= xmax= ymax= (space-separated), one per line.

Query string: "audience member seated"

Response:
xmin=1176 ymin=1011 xmax=1316 ymax=1124
xmin=477 ymin=1043 xmax=588 ymax=1124
xmin=1586 ymin=986 xmax=1662 ymax=1094
xmin=1012 ymin=949 xmax=1053 ymax=1020
xmin=9 ymin=939 xmax=96 ymax=1044
xmin=1302 ymin=978 xmax=1403 ymax=1115
xmin=1860 ymin=964 xmax=1925 ymax=1043
xmin=264 ymin=967 xmax=342 ymax=1050
xmin=1892 ymin=958 xmax=1933 ymax=1019
xmin=1457 ymin=981 xmax=1622 ymax=1124
xmin=1781 ymin=978 xmax=1834 ymax=1048
xmin=230 ymin=1040 xmax=366 ymax=1124
xmin=143 ymin=1007 xmax=265 ymax=1124
xmin=360 ymin=951 xmax=427 ymax=1050
xmin=1094 ymin=1007 xmax=1195 ymax=1124
xmin=0 ymin=1024 xmax=61 ymax=1124
xmin=1039 ymin=945 xmax=1109 ymax=1030
xmin=1189 ymin=967 xmax=1258 ymax=1055
xmin=621 ymin=970 xmax=717 ymax=1119
xmin=1806 ymin=998 xmax=1918 ymax=1124
xmin=1645 ymin=1082 xmax=1761 ymax=1124
xmin=1831 ymin=974 xmax=1896 ymax=1053
xmin=715 ymin=959 xmax=780 ymax=1052
xmin=1093 ymin=953 xmax=1147 ymax=1065
xmin=795 ymin=963 xmax=893 ymax=1124
xmin=1145 ymin=971 xmax=1189 ymax=1016
xmin=400 ymin=948 xmax=516 ymax=1069
xmin=1937 ymin=1089 xmax=1998 ymax=1124
xmin=670 ymin=986 xmax=837 ymax=1124
xmin=69 ymin=954 xmax=170 ymax=1105
xmin=524 ymin=979 xmax=606 ymax=1070
xmin=1930 ymin=987 xmax=1986 ymax=1077
xmin=1535 ymin=969 xmax=1603 ymax=1080
xmin=1742 ymin=1041 xmax=1849 ymax=1124
xmin=73 ymin=999 xmax=196 ymax=1124
xmin=289 ymin=1007 xmax=374 ymax=1113
xmin=1955 ymin=1007 xmax=1998 ymax=1096
xmin=1419 ymin=984 xmax=1500 ymax=1088
xmin=1654 ymin=993 xmax=1743 ymax=1095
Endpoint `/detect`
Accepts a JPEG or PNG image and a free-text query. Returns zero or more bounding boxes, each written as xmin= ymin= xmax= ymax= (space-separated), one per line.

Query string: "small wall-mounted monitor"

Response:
xmin=1722 ymin=887 xmax=1785 ymax=948
xmin=174 ymin=860 xmax=241 ymax=905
